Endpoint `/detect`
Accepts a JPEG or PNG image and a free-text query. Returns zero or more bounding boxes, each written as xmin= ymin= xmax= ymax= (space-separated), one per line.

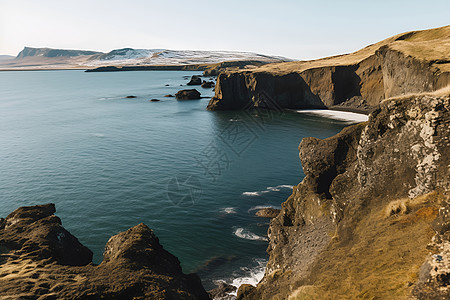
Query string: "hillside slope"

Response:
xmin=208 ymin=25 xmax=450 ymax=112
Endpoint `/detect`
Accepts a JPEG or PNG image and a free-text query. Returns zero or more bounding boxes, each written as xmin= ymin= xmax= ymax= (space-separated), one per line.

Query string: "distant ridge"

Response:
xmin=16 ymin=47 xmax=102 ymax=58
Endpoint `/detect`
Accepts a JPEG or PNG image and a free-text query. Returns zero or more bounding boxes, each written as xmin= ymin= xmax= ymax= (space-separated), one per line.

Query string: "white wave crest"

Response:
xmin=229 ymin=259 xmax=267 ymax=296
xmin=220 ymin=207 xmax=237 ymax=214
xmin=296 ymin=109 xmax=369 ymax=123
xmin=234 ymin=228 xmax=268 ymax=241
xmin=242 ymin=184 xmax=293 ymax=197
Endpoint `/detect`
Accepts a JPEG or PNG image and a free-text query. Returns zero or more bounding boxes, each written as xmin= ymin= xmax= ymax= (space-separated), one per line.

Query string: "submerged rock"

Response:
xmin=125 ymin=95 xmax=137 ymax=98
xmin=0 ymin=204 xmax=210 ymax=299
xmin=176 ymin=89 xmax=201 ymax=100
xmin=150 ymin=99 xmax=160 ymax=102
xmin=255 ymin=208 xmax=280 ymax=218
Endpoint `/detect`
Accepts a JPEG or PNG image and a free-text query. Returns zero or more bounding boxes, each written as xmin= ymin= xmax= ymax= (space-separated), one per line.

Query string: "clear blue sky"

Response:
xmin=1 ymin=0 xmax=449 ymax=59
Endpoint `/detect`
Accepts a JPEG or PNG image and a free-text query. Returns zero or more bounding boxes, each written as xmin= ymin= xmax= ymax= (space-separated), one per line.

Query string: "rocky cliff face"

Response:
xmin=207 ymin=26 xmax=450 ymax=112
xmin=0 ymin=204 xmax=210 ymax=299
xmin=237 ymin=91 xmax=449 ymax=299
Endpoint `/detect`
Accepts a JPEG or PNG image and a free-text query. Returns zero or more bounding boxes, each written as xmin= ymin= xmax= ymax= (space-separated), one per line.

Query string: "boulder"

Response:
xmin=164 ymin=94 xmax=174 ymax=97
xmin=125 ymin=95 xmax=137 ymax=98
xmin=201 ymin=81 xmax=215 ymax=88
xmin=176 ymin=89 xmax=201 ymax=100
xmin=187 ymin=75 xmax=202 ymax=85
xmin=150 ymin=99 xmax=160 ymax=102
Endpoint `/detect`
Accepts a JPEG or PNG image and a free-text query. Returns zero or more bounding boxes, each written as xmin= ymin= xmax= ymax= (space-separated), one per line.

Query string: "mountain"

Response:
xmin=0 ymin=47 xmax=292 ymax=70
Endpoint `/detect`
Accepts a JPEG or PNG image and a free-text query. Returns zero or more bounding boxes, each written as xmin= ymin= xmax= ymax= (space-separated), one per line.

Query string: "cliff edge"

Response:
xmin=237 ymin=90 xmax=449 ymax=299
xmin=207 ymin=25 xmax=450 ymax=112
xmin=0 ymin=204 xmax=210 ymax=299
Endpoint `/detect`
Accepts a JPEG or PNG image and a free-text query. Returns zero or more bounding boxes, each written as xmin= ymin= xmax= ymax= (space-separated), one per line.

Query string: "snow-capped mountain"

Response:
xmin=87 ymin=48 xmax=292 ymax=66
xmin=1 ymin=47 xmax=292 ymax=70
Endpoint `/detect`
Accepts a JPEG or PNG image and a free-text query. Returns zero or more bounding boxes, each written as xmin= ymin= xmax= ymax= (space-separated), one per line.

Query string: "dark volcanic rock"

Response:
xmin=201 ymin=81 xmax=215 ymax=88
xmin=255 ymin=208 xmax=280 ymax=219
xmin=0 ymin=203 xmax=93 ymax=266
xmin=125 ymin=95 xmax=137 ymax=98
xmin=0 ymin=204 xmax=210 ymax=299
xmin=176 ymin=89 xmax=201 ymax=100
xmin=164 ymin=94 xmax=174 ymax=97
xmin=187 ymin=75 xmax=202 ymax=85
xmin=150 ymin=99 xmax=160 ymax=102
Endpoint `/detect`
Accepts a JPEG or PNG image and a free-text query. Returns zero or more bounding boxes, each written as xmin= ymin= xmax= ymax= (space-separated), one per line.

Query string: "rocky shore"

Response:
xmin=0 ymin=204 xmax=209 ymax=299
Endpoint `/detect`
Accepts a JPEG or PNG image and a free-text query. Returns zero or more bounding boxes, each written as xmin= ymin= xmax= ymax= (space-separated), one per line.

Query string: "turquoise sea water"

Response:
xmin=0 ymin=70 xmax=349 ymax=289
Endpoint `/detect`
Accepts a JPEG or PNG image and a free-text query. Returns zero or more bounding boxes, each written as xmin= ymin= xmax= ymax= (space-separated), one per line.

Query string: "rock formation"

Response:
xmin=187 ymin=75 xmax=202 ymax=86
xmin=0 ymin=204 xmax=210 ymax=299
xmin=255 ymin=208 xmax=281 ymax=219
xmin=176 ymin=89 xmax=201 ymax=100
xmin=201 ymin=81 xmax=215 ymax=88
xmin=207 ymin=25 xmax=450 ymax=113
xmin=237 ymin=90 xmax=450 ymax=299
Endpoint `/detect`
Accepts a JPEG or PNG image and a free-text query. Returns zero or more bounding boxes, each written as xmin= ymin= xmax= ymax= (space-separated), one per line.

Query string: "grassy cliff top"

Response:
xmin=244 ymin=25 xmax=450 ymax=75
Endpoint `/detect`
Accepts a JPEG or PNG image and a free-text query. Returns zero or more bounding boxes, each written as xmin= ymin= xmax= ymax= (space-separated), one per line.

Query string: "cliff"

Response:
xmin=207 ymin=25 xmax=450 ymax=112
xmin=0 ymin=204 xmax=209 ymax=299
xmin=237 ymin=90 xmax=450 ymax=299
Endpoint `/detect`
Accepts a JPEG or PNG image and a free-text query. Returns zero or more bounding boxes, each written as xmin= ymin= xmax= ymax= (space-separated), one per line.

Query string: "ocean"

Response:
xmin=0 ymin=70 xmax=354 ymax=290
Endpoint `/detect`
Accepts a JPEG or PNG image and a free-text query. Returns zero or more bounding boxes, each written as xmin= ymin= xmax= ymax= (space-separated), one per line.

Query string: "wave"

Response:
xmin=234 ymin=228 xmax=268 ymax=242
xmin=228 ymin=258 xmax=267 ymax=296
xmin=90 ymin=133 xmax=106 ymax=138
xmin=220 ymin=207 xmax=237 ymax=214
xmin=247 ymin=205 xmax=281 ymax=213
xmin=296 ymin=109 xmax=369 ymax=123
xmin=242 ymin=184 xmax=294 ymax=197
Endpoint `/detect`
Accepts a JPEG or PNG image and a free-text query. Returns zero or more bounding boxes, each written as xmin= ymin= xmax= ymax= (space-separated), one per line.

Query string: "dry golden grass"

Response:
xmin=289 ymin=192 xmax=444 ymax=299
xmin=383 ymin=84 xmax=450 ymax=102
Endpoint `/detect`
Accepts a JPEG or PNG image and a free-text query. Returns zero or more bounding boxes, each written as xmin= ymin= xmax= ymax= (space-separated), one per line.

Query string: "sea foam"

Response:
xmin=242 ymin=184 xmax=294 ymax=197
xmin=296 ymin=109 xmax=369 ymax=123
xmin=234 ymin=228 xmax=268 ymax=242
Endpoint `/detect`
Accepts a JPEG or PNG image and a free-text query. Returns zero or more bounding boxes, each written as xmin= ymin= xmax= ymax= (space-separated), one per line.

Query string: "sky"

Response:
xmin=1 ymin=0 xmax=449 ymax=60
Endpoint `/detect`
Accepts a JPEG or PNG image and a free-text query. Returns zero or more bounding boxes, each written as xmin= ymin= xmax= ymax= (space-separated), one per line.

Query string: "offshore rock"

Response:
xmin=187 ymin=75 xmax=202 ymax=85
xmin=201 ymin=81 xmax=215 ymax=88
xmin=0 ymin=204 xmax=210 ymax=299
xmin=176 ymin=89 xmax=201 ymax=100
